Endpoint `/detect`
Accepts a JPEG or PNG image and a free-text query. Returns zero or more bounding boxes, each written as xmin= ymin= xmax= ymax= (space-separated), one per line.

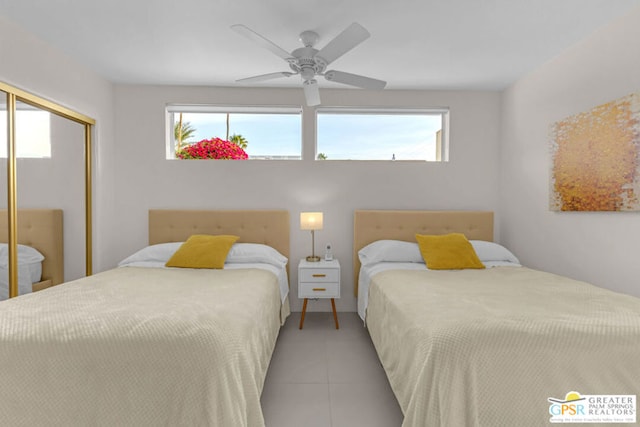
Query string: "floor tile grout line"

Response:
xmin=262 ymin=312 xmax=404 ymax=427
xmin=327 ymin=381 xmax=335 ymax=427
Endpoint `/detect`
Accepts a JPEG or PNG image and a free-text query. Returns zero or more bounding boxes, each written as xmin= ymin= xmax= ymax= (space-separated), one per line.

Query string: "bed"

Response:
xmin=0 ymin=209 xmax=290 ymax=427
xmin=0 ymin=209 xmax=64 ymax=299
xmin=354 ymin=210 xmax=640 ymax=427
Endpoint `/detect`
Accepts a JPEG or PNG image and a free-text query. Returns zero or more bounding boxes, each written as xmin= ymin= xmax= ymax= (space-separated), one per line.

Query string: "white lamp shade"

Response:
xmin=300 ymin=212 xmax=323 ymax=230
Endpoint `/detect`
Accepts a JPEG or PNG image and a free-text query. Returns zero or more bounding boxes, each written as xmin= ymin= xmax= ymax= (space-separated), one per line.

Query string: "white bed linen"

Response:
xmin=0 ymin=262 xmax=42 ymax=300
xmin=358 ymin=262 xmax=426 ymax=321
xmin=366 ymin=266 xmax=640 ymax=426
xmin=120 ymin=261 xmax=289 ymax=303
xmin=0 ymin=266 xmax=283 ymax=426
xmin=358 ymin=261 xmax=521 ymax=321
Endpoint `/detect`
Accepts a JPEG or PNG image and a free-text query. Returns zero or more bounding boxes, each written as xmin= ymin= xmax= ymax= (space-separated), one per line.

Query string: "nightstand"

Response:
xmin=298 ymin=259 xmax=340 ymax=329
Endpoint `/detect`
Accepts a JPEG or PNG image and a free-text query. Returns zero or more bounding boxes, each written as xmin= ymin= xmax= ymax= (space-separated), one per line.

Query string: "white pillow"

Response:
xmin=470 ymin=240 xmax=520 ymax=264
xmin=358 ymin=240 xmax=423 ymax=266
xmin=118 ymin=242 xmax=183 ymax=267
xmin=0 ymin=243 xmax=45 ymax=267
xmin=118 ymin=242 xmax=288 ymax=268
xmin=226 ymin=243 xmax=288 ymax=267
xmin=357 ymin=239 xmax=521 ymax=267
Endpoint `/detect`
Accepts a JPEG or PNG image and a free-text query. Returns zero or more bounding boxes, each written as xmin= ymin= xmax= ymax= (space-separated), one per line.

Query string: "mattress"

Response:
xmin=365 ymin=266 xmax=640 ymax=426
xmin=0 ymin=262 xmax=42 ymax=300
xmin=0 ymin=266 xmax=285 ymax=426
xmin=0 ymin=243 xmax=45 ymax=300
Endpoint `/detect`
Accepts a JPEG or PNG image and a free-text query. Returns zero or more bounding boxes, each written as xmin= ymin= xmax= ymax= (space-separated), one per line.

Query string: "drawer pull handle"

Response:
xmin=312 ymin=288 xmax=327 ymax=291
xmin=312 ymin=274 xmax=326 ymax=278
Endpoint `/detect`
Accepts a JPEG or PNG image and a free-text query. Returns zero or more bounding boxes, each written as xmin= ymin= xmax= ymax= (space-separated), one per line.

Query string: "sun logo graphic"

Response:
xmin=549 ymin=391 xmax=636 ymax=423
xmin=549 ymin=391 xmax=586 ymax=418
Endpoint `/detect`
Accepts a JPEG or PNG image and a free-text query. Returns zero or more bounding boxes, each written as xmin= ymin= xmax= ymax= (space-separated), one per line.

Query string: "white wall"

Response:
xmin=112 ymin=85 xmax=502 ymax=311
xmin=499 ymin=6 xmax=640 ymax=297
xmin=0 ymin=14 xmax=116 ymax=277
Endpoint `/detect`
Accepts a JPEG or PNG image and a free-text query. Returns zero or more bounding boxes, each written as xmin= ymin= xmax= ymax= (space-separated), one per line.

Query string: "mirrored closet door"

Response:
xmin=0 ymin=90 xmax=8 ymax=300
xmin=1 ymin=82 xmax=94 ymax=300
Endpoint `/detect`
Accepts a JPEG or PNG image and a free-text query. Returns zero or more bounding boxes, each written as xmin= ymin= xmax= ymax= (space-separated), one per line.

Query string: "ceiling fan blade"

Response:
xmin=315 ymin=22 xmax=370 ymax=65
xmin=324 ymin=70 xmax=386 ymax=90
xmin=231 ymin=24 xmax=292 ymax=60
xmin=303 ymin=80 xmax=321 ymax=106
xmin=236 ymin=71 xmax=294 ymax=83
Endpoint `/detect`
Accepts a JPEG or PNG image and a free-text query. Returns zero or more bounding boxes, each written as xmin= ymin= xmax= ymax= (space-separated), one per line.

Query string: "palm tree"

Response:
xmin=317 ymin=153 xmax=327 ymax=160
xmin=229 ymin=134 xmax=248 ymax=149
xmin=174 ymin=113 xmax=196 ymax=151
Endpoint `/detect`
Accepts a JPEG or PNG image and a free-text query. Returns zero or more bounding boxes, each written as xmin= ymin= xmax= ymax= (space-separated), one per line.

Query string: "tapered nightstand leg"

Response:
xmin=299 ymin=298 xmax=308 ymax=329
xmin=331 ymin=298 xmax=339 ymax=329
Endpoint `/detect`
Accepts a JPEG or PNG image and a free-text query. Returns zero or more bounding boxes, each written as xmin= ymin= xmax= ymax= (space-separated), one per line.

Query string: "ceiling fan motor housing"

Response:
xmin=289 ymin=46 xmax=326 ymax=78
xmin=299 ymin=30 xmax=319 ymax=47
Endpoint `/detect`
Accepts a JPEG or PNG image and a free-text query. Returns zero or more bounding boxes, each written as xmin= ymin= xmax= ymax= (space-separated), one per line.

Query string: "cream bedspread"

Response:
xmin=366 ymin=266 xmax=640 ymax=427
xmin=0 ymin=266 xmax=284 ymax=427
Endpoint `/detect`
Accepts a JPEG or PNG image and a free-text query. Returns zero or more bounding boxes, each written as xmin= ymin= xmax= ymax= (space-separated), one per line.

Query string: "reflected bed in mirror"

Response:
xmin=0 ymin=209 xmax=63 ymax=299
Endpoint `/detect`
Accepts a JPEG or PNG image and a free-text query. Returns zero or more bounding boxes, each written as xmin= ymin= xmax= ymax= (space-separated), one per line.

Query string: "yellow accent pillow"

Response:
xmin=415 ymin=233 xmax=485 ymax=270
xmin=165 ymin=234 xmax=239 ymax=269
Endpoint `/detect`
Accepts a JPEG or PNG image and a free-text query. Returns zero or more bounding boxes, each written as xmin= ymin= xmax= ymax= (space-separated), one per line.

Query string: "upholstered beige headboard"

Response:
xmin=149 ymin=209 xmax=290 ymax=274
xmin=0 ymin=209 xmax=64 ymax=286
xmin=353 ymin=210 xmax=494 ymax=296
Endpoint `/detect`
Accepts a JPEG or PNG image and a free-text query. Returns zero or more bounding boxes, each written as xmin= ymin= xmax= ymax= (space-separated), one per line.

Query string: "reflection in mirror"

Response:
xmin=0 ymin=81 xmax=94 ymax=300
xmin=0 ymin=91 xmax=7 ymax=299
xmin=16 ymin=100 xmax=85 ymax=292
xmin=0 ymin=99 xmax=84 ymax=300
xmin=0 ymin=102 xmax=51 ymax=158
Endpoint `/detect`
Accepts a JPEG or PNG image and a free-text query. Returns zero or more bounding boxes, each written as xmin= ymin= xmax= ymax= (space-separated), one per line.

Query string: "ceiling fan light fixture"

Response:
xmin=303 ymin=80 xmax=321 ymax=106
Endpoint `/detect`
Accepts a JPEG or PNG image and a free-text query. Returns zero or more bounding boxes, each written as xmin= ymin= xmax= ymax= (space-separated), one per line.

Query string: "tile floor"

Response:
xmin=261 ymin=311 xmax=404 ymax=427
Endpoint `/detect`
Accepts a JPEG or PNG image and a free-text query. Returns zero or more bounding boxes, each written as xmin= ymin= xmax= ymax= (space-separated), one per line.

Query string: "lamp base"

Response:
xmin=306 ymin=255 xmax=321 ymax=262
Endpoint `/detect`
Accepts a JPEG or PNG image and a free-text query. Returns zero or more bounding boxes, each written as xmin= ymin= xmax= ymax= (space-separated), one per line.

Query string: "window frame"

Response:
xmin=315 ymin=107 xmax=450 ymax=162
xmin=165 ymin=104 xmax=303 ymax=160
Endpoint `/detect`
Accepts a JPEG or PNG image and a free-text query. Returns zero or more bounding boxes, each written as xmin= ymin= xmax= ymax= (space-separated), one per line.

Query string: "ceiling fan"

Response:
xmin=230 ymin=22 xmax=387 ymax=106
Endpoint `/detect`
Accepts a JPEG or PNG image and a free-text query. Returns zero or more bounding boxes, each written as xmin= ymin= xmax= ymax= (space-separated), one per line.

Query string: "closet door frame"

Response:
xmin=1 ymin=81 xmax=95 ymax=298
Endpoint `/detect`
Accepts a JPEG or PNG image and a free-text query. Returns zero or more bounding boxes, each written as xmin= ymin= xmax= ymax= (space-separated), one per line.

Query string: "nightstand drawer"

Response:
xmin=299 ymin=281 xmax=340 ymax=298
xmin=299 ymin=269 xmax=340 ymax=282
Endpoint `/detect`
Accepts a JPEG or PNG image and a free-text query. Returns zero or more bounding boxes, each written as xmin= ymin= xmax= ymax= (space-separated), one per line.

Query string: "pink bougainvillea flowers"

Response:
xmin=176 ymin=137 xmax=249 ymax=160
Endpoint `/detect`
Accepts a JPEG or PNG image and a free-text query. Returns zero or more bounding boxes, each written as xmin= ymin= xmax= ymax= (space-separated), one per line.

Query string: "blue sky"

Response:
xmin=181 ymin=113 xmax=300 ymax=157
xmin=177 ymin=112 xmax=442 ymax=160
xmin=317 ymin=114 xmax=441 ymax=160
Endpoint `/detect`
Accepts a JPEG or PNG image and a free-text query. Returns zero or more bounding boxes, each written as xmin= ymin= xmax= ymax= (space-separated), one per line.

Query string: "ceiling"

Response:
xmin=1 ymin=0 xmax=638 ymax=90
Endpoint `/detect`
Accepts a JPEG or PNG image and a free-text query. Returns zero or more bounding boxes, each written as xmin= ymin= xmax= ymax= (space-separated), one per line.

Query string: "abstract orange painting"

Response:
xmin=550 ymin=91 xmax=640 ymax=211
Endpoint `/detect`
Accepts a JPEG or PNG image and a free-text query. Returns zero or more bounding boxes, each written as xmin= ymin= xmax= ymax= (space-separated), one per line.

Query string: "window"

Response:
xmin=0 ymin=104 xmax=51 ymax=158
xmin=316 ymin=108 xmax=448 ymax=161
xmin=166 ymin=105 xmax=302 ymax=160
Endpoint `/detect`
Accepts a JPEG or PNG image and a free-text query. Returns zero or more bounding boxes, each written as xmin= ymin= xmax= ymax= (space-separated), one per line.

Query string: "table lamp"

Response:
xmin=300 ymin=212 xmax=323 ymax=262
